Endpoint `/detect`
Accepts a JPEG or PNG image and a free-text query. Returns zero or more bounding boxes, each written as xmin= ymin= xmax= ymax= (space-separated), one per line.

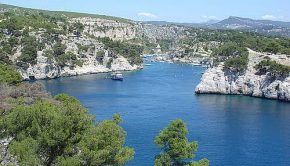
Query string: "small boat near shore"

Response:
xmin=145 ymin=64 xmax=152 ymax=66
xmin=111 ymin=72 xmax=123 ymax=81
xmin=191 ymin=63 xmax=202 ymax=66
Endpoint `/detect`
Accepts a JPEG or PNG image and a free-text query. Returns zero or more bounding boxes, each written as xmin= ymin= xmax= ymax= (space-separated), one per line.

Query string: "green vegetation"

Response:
xmin=0 ymin=3 xmax=132 ymax=23
xmin=0 ymin=93 xmax=134 ymax=165
xmin=184 ymin=28 xmax=290 ymax=55
xmin=211 ymin=42 xmax=249 ymax=72
xmin=0 ymin=11 xmax=60 ymax=34
xmin=0 ymin=49 xmax=12 ymax=65
xmin=17 ymin=36 xmax=39 ymax=65
xmin=211 ymin=42 xmax=248 ymax=58
xmin=76 ymin=43 xmax=90 ymax=53
xmin=99 ymin=37 xmax=143 ymax=65
xmin=224 ymin=55 xmax=249 ymax=73
xmin=255 ymin=59 xmax=290 ymax=78
xmin=154 ymin=119 xmax=209 ymax=166
xmin=96 ymin=50 xmax=105 ymax=63
xmin=69 ymin=22 xmax=84 ymax=36
xmin=53 ymin=42 xmax=67 ymax=56
xmin=0 ymin=64 xmax=22 ymax=85
xmin=156 ymin=39 xmax=174 ymax=52
xmin=57 ymin=52 xmax=83 ymax=67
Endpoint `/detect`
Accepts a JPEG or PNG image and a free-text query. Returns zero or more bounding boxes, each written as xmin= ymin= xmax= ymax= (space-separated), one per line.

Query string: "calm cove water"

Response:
xmin=40 ymin=62 xmax=290 ymax=166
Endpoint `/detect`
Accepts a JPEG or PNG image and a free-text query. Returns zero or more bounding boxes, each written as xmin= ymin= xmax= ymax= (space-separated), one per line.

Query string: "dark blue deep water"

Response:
xmin=40 ymin=62 xmax=290 ymax=166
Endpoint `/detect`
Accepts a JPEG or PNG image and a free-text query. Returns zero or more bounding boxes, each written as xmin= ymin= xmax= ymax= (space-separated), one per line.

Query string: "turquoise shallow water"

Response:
xmin=40 ymin=62 xmax=290 ymax=166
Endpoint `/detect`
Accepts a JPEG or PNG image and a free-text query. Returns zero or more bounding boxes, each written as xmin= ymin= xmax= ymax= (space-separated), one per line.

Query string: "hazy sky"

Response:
xmin=0 ymin=0 xmax=290 ymax=22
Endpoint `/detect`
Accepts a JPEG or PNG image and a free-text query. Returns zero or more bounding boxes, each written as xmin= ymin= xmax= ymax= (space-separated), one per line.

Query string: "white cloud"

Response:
xmin=137 ymin=12 xmax=157 ymax=18
xmin=202 ymin=15 xmax=217 ymax=20
xmin=262 ymin=14 xmax=284 ymax=20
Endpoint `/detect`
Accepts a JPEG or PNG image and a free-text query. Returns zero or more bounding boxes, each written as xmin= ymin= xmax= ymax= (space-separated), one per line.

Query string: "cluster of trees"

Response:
xmin=17 ymin=35 xmax=40 ymax=65
xmin=211 ymin=42 xmax=249 ymax=73
xmin=188 ymin=29 xmax=290 ymax=55
xmin=255 ymin=58 xmax=290 ymax=79
xmin=0 ymin=12 xmax=61 ymax=35
xmin=0 ymin=36 xmax=19 ymax=55
xmin=0 ymin=93 xmax=134 ymax=165
xmin=43 ymin=42 xmax=83 ymax=68
xmin=98 ymin=37 xmax=143 ymax=65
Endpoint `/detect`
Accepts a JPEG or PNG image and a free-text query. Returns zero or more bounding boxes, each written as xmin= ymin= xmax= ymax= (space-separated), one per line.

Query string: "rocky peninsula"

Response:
xmin=195 ymin=49 xmax=290 ymax=101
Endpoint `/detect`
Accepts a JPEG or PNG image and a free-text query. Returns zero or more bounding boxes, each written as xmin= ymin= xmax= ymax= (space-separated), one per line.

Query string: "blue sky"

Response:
xmin=0 ymin=0 xmax=290 ymax=22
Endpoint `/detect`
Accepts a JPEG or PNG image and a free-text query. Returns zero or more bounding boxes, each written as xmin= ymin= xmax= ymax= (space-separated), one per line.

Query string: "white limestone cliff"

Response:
xmin=195 ymin=50 xmax=290 ymax=101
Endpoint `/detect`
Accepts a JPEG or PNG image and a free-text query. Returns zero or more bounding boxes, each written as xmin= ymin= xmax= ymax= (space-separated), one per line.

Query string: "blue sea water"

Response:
xmin=40 ymin=62 xmax=290 ymax=166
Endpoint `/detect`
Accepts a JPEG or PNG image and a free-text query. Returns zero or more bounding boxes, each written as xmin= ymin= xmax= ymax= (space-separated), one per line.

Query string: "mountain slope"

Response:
xmin=208 ymin=16 xmax=290 ymax=37
xmin=0 ymin=3 xmax=131 ymax=23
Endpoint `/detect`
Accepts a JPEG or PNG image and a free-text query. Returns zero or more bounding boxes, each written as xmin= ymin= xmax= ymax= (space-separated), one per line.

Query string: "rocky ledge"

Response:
xmin=195 ymin=50 xmax=290 ymax=102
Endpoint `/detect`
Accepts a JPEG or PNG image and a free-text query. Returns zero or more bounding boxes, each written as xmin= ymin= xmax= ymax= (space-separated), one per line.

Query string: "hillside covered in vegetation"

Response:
xmin=0 ymin=3 xmax=144 ymax=80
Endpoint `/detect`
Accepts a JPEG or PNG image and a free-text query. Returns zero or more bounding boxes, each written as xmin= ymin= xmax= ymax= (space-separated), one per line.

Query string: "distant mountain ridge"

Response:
xmin=1 ymin=3 xmax=290 ymax=37
xmin=207 ymin=16 xmax=290 ymax=37
xmin=209 ymin=16 xmax=290 ymax=28
xmin=141 ymin=16 xmax=290 ymax=37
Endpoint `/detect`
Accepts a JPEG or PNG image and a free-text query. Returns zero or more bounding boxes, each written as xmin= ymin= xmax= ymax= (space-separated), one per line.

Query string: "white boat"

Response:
xmin=111 ymin=72 xmax=123 ymax=81
xmin=191 ymin=63 xmax=201 ymax=66
xmin=145 ymin=64 xmax=152 ymax=66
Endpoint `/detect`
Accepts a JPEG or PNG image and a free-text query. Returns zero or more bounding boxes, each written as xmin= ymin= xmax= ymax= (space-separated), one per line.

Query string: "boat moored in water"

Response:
xmin=111 ymin=72 xmax=124 ymax=81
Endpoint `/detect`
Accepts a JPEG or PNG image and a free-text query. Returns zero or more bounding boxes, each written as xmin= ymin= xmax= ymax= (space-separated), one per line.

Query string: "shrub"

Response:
xmin=53 ymin=42 xmax=67 ymax=56
xmin=255 ymin=59 xmax=290 ymax=78
xmin=77 ymin=43 xmax=90 ymax=53
xmin=106 ymin=58 xmax=113 ymax=68
xmin=96 ymin=50 xmax=105 ymax=63
xmin=0 ymin=64 xmax=22 ymax=85
xmin=0 ymin=49 xmax=12 ymax=65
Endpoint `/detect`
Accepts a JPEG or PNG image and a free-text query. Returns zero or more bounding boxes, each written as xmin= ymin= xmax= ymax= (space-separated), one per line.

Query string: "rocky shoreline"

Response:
xmin=195 ymin=50 xmax=290 ymax=102
xmin=19 ymin=53 xmax=142 ymax=80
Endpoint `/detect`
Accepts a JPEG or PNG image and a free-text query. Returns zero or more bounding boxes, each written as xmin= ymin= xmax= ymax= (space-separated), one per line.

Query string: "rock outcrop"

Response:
xmin=195 ymin=50 xmax=290 ymax=101
xmin=0 ymin=138 xmax=18 ymax=166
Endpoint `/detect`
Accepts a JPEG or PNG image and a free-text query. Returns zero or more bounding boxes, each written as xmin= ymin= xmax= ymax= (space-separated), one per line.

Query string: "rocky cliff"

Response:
xmin=18 ymin=35 xmax=141 ymax=80
xmin=1 ymin=13 xmax=145 ymax=80
xmin=195 ymin=50 xmax=290 ymax=101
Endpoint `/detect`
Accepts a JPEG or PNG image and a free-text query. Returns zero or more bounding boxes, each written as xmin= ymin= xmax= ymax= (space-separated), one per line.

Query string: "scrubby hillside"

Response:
xmin=0 ymin=4 xmax=144 ymax=80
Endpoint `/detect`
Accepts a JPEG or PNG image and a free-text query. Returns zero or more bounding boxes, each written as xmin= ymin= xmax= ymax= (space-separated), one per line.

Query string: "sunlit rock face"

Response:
xmin=195 ymin=50 xmax=290 ymax=101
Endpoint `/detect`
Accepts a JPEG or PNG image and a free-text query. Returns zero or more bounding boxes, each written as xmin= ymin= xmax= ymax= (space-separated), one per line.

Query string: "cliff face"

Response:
xmin=18 ymin=35 xmax=141 ymax=80
xmin=195 ymin=50 xmax=290 ymax=101
xmin=72 ymin=17 xmax=137 ymax=41
xmin=19 ymin=52 xmax=141 ymax=80
xmin=5 ymin=17 xmax=145 ymax=80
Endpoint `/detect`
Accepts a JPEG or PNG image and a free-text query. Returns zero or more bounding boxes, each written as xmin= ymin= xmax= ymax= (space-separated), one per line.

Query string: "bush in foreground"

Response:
xmin=0 ymin=93 xmax=134 ymax=166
